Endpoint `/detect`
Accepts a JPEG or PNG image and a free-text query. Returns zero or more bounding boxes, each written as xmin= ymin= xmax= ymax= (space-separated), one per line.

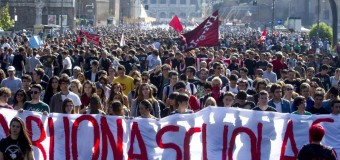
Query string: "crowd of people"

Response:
xmin=0 ymin=24 xmax=338 ymax=158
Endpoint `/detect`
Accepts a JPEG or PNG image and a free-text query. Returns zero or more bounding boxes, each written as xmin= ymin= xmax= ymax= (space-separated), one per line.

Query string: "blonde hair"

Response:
xmin=204 ymin=97 xmax=217 ymax=108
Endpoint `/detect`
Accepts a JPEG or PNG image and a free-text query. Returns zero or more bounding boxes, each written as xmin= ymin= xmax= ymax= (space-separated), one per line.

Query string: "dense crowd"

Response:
xmin=0 ymin=25 xmax=340 ymax=159
xmin=0 ymin=26 xmax=338 ymax=118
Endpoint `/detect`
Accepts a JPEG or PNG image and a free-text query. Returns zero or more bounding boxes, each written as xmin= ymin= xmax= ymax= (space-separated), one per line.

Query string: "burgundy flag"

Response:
xmin=169 ymin=15 xmax=183 ymax=33
xmin=182 ymin=11 xmax=219 ymax=50
xmin=81 ymin=31 xmax=101 ymax=46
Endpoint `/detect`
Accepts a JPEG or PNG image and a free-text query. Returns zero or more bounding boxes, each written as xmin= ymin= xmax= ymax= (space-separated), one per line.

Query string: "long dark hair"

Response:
xmin=62 ymin=98 xmax=75 ymax=114
xmin=43 ymin=76 xmax=60 ymax=104
xmin=89 ymin=94 xmax=102 ymax=114
xmin=13 ymin=89 xmax=28 ymax=106
xmin=9 ymin=117 xmax=33 ymax=154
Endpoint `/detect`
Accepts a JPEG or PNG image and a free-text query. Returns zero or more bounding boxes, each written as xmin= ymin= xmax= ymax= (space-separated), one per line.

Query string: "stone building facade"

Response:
xmin=1 ymin=0 xmax=75 ymax=30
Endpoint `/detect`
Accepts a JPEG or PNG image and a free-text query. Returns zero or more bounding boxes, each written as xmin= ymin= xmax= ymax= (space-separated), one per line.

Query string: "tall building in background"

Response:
xmin=3 ymin=0 xmax=75 ymax=30
xmin=143 ymin=0 xmax=202 ymax=24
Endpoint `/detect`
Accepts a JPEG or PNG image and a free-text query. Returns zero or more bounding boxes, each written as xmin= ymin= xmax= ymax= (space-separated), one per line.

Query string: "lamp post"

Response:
xmin=271 ymin=0 xmax=275 ymax=32
xmin=317 ymin=0 xmax=320 ymax=43
xmin=14 ymin=7 xmax=17 ymax=34
xmin=60 ymin=0 xmax=64 ymax=35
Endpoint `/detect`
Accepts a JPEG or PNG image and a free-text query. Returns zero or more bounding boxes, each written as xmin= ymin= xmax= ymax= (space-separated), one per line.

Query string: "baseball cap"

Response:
xmin=7 ymin=66 xmax=15 ymax=72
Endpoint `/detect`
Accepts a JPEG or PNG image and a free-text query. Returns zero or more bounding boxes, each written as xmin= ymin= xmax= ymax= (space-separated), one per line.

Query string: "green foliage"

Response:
xmin=308 ymin=22 xmax=333 ymax=42
xmin=0 ymin=4 xmax=14 ymax=31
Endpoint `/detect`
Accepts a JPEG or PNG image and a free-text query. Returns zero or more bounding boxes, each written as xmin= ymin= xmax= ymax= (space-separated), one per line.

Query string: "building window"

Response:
xmin=180 ymin=0 xmax=186 ymax=5
xmin=150 ymin=0 xmax=156 ymax=4
xmin=160 ymin=0 xmax=166 ymax=4
xmin=159 ymin=12 xmax=167 ymax=18
xmin=143 ymin=0 xmax=148 ymax=4
xmin=169 ymin=0 xmax=176 ymax=4
xmin=190 ymin=0 xmax=196 ymax=4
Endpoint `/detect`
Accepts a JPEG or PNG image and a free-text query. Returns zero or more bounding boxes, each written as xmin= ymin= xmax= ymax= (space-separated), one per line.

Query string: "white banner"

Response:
xmin=0 ymin=107 xmax=339 ymax=160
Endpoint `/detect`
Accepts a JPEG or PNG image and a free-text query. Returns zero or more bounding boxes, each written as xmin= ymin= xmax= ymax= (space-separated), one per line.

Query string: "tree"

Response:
xmin=308 ymin=22 xmax=333 ymax=43
xmin=0 ymin=3 xmax=14 ymax=31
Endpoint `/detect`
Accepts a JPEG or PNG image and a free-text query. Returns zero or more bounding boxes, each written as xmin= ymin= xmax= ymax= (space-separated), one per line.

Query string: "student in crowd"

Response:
xmin=107 ymin=101 xmax=125 ymax=116
xmin=0 ymin=117 xmax=34 ymax=160
xmin=139 ymin=100 xmax=157 ymax=119
xmin=203 ymin=97 xmax=217 ymax=108
xmin=170 ymin=93 xmax=194 ymax=115
xmin=253 ymin=90 xmax=277 ymax=112
xmin=23 ymin=84 xmax=50 ymax=114
xmin=292 ymin=96 xmax=312 ymax=115
xmin=298 ymin=124 xmax=337 ymax=160
xmin=62 ymin=98 xmax=75 ymax=114
xmin=12 ymin=89 xmax=27 ymax=110
xmin=222 ymin=92 xmax=235 ymax=107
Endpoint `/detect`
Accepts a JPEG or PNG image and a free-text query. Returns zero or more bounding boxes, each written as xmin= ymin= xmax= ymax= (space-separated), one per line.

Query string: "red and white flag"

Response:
xmin=259 ymin=28 xmax=267 ymax=43
xmin=169 ymin=15 xmax=184 ymax=33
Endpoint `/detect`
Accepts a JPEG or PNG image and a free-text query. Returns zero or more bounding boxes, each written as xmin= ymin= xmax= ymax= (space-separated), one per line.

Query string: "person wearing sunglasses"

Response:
xmin=23 ymin=84 xmax=50 ymax=115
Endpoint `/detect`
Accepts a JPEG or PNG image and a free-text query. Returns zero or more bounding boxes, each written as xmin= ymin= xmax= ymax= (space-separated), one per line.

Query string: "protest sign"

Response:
xmin=0 ymin=107 xmax=339 ymax=160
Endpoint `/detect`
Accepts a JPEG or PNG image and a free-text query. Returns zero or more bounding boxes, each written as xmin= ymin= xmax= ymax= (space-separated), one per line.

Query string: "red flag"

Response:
xmin=259 ymin=28 xmax=267 ymax=43
xmin=82 ymin=32 xmax=100 ymax=46
xmin=169 ymin=15 xmax=183 ymax=33
xmin=181 ymin=11 xmax=219 ymax=50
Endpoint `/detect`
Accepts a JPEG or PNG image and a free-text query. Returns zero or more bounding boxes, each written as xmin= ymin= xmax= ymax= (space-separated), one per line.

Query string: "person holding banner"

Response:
xmin=170 ymin=93 xmax=193 ymax=115
xmin=0 ymin=117 xmax=34 ymax=160
xmin=297 ymin=124 xmax=337 ymax=160
xmin=252 ymin=91 xmax=277 ymax=112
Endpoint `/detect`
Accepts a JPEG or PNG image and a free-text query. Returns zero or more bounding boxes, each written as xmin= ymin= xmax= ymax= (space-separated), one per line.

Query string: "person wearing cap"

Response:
xmin=0 ymin=66 xmax=22 ymax=98
xmin=298 ymin=124 xmax=337 ymax=160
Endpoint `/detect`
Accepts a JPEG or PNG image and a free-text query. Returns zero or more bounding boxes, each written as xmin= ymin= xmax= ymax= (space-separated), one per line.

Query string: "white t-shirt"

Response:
xmin=63 ymin=56 xmax=72 ymax=69
xmin=61 ymin=92 xmax=81 ymax=106
xmin=273 ymin=101 xmax=282 ymax=112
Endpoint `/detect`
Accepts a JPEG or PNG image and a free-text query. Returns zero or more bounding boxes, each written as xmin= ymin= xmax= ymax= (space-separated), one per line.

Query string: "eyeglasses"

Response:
xmin=31 ymin=91 xmax=40 ymax=95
